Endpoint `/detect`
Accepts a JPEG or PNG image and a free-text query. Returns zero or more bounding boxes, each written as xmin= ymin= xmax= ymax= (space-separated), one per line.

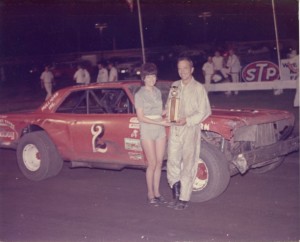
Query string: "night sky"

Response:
xmin=0 ymin=0 xmax=298 ymax=58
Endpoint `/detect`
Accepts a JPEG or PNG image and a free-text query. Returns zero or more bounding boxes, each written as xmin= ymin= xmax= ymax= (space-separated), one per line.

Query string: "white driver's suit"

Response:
xmin=167 ymin=78 xmax=211 ymax=201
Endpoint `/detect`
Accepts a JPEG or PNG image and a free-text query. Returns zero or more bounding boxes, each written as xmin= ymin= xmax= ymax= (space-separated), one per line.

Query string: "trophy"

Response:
xmin=168 ymin=86 xmax=180 ymax=122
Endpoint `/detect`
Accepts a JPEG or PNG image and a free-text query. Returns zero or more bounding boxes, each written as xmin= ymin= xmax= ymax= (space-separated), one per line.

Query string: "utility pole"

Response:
xmin=198 ymin=11 xmax=212 ymax=43
xmin=137 ymin=0 xmax=146 ymax=64
xmin=95 ymin=23 xmax=108 ymax=60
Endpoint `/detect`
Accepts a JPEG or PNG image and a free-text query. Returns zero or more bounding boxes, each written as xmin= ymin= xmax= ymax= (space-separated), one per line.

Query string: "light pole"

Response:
xmin=95 ymin=23 xmax=108 ymax=59
xmin=198 ymin=11 xmax=212 ymax=43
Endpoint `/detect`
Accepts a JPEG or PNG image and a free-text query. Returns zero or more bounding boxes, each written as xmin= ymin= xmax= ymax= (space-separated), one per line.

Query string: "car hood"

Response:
xmin=202 ymin=107 xmax=295 ymax=140
xmin=210 ymin=107 xmax=294 ymax=126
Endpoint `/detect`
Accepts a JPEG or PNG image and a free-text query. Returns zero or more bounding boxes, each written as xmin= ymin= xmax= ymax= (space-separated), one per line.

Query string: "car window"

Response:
xmin=56 ymin=88 xmax=133 ymax=114
xmin=93 ymin=89 xmax=133 ymax=114
xmin=56 ymin=90 xmax=87 ymax=113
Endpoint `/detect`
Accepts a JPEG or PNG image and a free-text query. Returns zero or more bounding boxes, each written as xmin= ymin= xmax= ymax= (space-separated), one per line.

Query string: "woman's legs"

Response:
xmin=153 ymin=137 xmax=166 ymax=197
xmin=141 ymin=139 xmax=157 ymax=200
xmin=141 ymin=136 xmax=166 ymax=200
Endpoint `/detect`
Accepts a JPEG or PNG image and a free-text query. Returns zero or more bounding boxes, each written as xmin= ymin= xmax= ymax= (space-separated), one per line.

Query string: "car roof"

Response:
xmin=66 ymin=80 xmax=142 ymax=90
xmin=58 ymin=80 xmax=172 ymax=92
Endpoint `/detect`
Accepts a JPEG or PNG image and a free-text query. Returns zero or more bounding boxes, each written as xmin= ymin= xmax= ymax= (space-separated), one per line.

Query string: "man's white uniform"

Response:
xmin=202 ymin=60 xmax=214 ymax=85
xmin=74 ymin=68 xmax=90 ymax=84
xmin=108 ymin=66 xmax=118 ymax=82
xmin=288 ymin=52 xmax=299 ymax=107
xmin=97 ymin=68 xmax=108 ymax=83
xmin=167 ymin=78 xmax=211 ymax=202
xmin=40 ymin=69 xmax=54 ymax=100
xmin=226 ymin=53 xmax=241 ymax=84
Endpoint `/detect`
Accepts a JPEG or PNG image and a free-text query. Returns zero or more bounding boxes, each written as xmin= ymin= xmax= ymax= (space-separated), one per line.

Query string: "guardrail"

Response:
xmin=204 ymin=80 xmax=298 ymax=92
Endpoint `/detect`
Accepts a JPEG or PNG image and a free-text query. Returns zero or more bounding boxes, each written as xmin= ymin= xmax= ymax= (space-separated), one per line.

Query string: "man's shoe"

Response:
xmin=167 ymin=181 xmax=180 ymax=208
xmin=174 ymin=200 xmax=188 ymax=210
xmin=167 ymin=199 xmax=178 ymax=208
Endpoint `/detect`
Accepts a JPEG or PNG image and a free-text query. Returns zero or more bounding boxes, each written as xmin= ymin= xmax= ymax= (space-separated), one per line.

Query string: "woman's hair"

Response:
xmin=141 ymin=63 xmax=157 ymax=81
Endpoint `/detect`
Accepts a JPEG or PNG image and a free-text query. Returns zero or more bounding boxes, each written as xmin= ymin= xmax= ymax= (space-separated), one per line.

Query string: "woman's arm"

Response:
xmin=136 ymin=108 xmax=170 ymax=126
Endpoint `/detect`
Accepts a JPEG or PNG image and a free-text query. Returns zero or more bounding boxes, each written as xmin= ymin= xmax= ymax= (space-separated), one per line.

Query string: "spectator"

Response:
xmin=40 ymin=65 xmax=54 ymax=100
xmin=73 ymin=64 xmax=90 ymax=85
xmin=223 ymin=49 xmax=241 ymax=95
xmin=96 ymin=61 xmax=108 ymax=83
xmin=212 ymin=51 xmax=226 ymax=81
xmin=287 ymin=49 xmax=299 ymax=107
xmin=202 ymin=56 xmax=214 ymax=86
xmin=108 ymin=62 xmax=118 ymax=82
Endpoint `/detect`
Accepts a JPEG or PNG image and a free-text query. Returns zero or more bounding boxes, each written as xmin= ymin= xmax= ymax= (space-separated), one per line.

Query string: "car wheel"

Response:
xmin=250 ymin=157 xmax=284 ymax=174
xmin=17 ymin=131 xmax=63 ymax=181
xmin=191 ymin=142 xmax=230 ymax=203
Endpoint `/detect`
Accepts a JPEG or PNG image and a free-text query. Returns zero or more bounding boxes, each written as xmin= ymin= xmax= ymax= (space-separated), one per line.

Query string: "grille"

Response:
xmin=234 ymin=119 xmax=293 ymax=147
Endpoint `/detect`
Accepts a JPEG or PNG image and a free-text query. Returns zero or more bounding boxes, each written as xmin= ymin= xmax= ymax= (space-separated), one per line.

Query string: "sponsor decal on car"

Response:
xmin=124 ymin=138 xmax=142 ymax=151
xmin=129 ymin=117 xmax=139 ymax=123
xmin=128 ymin=152 xmax=143 ymax=161
xmin=129 ymin=117 xmax=140 ymax=129
xmin=200 ymin=123 xmax=210 ymax=131
xmin=0 ymin=119 xmax=18 ymax=141
xmin=41 ymin=92 xmax=59 ymax=111
xmin=130 ymin=130 xmax=139 ymax=138
xmin=129 ymin=123 xmax=140 ymax=129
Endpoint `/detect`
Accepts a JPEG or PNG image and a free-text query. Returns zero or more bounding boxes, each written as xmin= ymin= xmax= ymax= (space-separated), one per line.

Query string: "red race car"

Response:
xmin=0 ymin=81 xmax=298 ymax=202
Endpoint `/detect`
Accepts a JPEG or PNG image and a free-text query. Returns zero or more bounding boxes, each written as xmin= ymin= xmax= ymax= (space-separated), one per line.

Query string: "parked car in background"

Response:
xmin=52 ymin=62 xmax=77 ymax=81
xmin=0 ymin=81 xmax=298 ymax=202
xmin=109 ymin=57 xmax=142 ymax=80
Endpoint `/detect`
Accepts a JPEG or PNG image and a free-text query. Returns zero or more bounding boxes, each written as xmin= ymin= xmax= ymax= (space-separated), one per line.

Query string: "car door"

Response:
xmin=55 ymin=88 xmax=145 ymax=166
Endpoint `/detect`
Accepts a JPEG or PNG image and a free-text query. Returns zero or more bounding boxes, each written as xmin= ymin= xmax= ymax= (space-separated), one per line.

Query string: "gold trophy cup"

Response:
xmin=168 ymin=86 xmax=180 ymax=122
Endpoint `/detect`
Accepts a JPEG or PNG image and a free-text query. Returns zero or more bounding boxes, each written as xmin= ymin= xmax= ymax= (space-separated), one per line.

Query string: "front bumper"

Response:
xmin=232 ymin=136 xmax=299 ymax=174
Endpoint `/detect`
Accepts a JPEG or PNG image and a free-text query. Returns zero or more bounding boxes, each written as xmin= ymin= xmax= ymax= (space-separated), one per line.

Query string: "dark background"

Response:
xmin=0 ymin=0 xmax=298 ymax=58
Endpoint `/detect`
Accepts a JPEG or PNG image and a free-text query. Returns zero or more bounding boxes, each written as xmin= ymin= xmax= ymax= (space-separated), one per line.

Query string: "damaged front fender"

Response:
xmin=231 ymin=136 xmax=299 ymax=174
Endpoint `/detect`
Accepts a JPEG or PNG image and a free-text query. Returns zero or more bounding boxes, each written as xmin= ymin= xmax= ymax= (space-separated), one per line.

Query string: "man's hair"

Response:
xmin=177 ymin=56 xmax=194 ymax=68
xmin=141 ymin=62 xmax=158 ymax=80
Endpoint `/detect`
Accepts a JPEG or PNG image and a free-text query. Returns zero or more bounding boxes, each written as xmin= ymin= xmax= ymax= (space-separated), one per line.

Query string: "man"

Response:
xmin=108 ymin=62 xmax=118 ymax=82
xmin=40 ymin=65 xmax=54 ymax=100
xmin=167 ymin=57 xmax=211 ymax=210
xmin=96 ymin=61 xmax=108 ymax=83
xmin=287 ymin=49 xmax=299 ymax=107
xmin=223 ymin=49 xmax=241 ymax=95
xmin=202 ymin=56 xmax=214 ymax=86
xmin=73 ymin=64 xmax=90 ymax=85
xmin=212 ymin=50 xmax=226 ymax=81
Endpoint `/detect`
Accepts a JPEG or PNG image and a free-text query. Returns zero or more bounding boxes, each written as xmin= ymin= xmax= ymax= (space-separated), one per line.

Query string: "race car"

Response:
xmin=0 ymin=81 xmax=298 ymax=202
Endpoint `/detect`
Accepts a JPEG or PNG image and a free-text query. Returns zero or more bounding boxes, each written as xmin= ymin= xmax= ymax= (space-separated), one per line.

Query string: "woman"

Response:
xmin=134 ymin=63 xmax=170 ymax=205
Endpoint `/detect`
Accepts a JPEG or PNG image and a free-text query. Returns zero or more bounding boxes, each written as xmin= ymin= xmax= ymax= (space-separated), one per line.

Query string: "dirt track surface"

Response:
xmin=0 ymin=84 xmax=299 ymax=242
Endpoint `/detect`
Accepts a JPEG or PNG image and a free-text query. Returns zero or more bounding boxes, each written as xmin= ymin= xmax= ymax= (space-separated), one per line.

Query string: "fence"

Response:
xmin=205 ymin=80 xmax=297 ymax=92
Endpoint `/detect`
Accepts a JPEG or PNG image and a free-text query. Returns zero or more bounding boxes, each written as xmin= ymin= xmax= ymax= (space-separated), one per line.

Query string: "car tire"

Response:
xmin=17 ymin=131 xmax=63 ymax=181
xmin=190 ymin=142 xmax=230 ymax=203
xmin=250 ymin=157 xmax=284 ymax=174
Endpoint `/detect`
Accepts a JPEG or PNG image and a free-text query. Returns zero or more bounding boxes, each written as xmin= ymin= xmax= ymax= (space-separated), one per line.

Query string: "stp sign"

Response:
xmin=242 ymin=61 xmax=279 ymax=82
